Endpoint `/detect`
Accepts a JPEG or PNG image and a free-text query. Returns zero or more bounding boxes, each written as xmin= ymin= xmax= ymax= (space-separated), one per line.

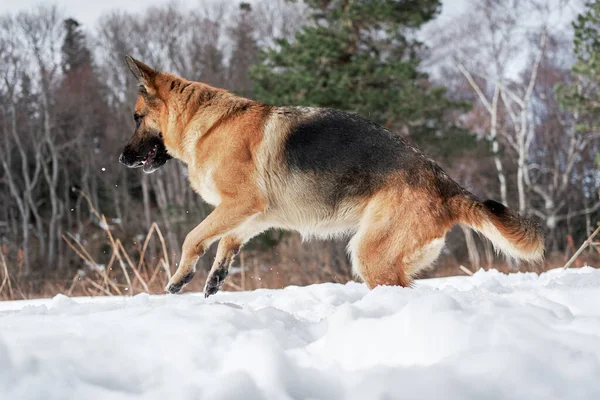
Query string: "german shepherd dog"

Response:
xmin=119 ymin=56 xmax=544 ymax=297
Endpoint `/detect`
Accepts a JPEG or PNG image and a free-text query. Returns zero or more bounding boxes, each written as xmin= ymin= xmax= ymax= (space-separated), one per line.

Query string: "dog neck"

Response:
xmin=164 ymin=81 xmax=254 ymax=165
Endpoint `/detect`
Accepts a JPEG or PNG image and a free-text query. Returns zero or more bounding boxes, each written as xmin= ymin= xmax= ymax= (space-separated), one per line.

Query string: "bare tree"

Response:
xmin=0 ymin=15 xmax=45 ymax=275
xmin=18 ymin=5 xmax=66 ymax=268
xmin=435 ymin=0 xmax=596 ymax=246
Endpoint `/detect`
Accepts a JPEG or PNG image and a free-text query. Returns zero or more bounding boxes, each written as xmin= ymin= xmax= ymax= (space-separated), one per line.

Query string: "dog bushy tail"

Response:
xmin=451 ymin=195 xmax=545 ymax=262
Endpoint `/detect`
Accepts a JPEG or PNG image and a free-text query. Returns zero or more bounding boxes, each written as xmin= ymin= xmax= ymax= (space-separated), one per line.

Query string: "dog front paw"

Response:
xmin=165 ymin=271 xmax=195 ymax=294
xmin=203 ymin=267 xmax=229 ymax=298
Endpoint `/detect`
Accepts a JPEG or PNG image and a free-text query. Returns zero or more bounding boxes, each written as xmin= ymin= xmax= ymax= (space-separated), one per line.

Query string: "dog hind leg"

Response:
xmin=348 ymin=192 xmax=448 ymax=288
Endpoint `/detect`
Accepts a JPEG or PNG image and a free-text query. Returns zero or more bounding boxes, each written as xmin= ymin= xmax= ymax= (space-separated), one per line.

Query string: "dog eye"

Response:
xmin=134 ymin=113 xmax=142 ymax=128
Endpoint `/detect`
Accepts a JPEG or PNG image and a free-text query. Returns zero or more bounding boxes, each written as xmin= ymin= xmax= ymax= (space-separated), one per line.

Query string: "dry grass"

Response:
xmin=0 ymin=188 xmax=353 ymax=300
xmin=1 ymin=198 xmax=598 ymax=301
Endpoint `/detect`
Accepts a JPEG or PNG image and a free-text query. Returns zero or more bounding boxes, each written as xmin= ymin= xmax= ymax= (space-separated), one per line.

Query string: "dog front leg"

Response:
xmin=203 ymin=223 xmax=264 ymax=297
xmin=203 ymin=235 xmax=241 ymax=297
xmin=165 ymin=202 xmax=260 ymax=294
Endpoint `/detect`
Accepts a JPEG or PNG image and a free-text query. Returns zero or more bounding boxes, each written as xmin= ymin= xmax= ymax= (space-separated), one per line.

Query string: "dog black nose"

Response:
xmin=119 ymin=150 xmax=144 ymax=168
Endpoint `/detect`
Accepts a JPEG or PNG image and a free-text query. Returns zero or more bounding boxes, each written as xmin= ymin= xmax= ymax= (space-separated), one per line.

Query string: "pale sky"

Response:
xmin=0 ymin=0 xmax=469 ymax=30
xmin=1 ymin=0 xmax=581 ymax=81
xmin=1 ymin=0 xmax=200 ymax=28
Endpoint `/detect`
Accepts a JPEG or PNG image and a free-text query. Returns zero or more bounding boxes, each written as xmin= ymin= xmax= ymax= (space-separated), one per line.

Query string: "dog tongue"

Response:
xmin=145 ymin=146 xmax=157 ymax=163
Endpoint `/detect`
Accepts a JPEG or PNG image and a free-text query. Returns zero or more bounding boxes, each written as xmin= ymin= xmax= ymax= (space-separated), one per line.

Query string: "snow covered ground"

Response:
xmin=1 ymin=267 xmax=600 ymax=400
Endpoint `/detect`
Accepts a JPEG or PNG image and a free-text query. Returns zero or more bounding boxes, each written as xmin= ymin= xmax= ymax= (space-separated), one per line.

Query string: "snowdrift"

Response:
xmin=1 ymin=267 xmax=600 ymax=399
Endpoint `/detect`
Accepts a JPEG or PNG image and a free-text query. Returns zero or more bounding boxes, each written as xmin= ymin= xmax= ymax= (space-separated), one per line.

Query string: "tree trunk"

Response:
xmin=142 ymin=174 xmax=152 ymax=229
xmin=490 ymin=84 xmax=508 ymax=206
xmin=461 ymin=225 xmax=480 ymax=270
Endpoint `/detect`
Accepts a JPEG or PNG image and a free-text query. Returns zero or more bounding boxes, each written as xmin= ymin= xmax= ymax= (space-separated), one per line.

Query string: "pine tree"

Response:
xmin=250 ymin=0 xmax=472 ymax=157
xmin=57 ymin=18 xmax=111 ymax=220
xmin=228 ymin=3 xmax=259 ymax=97
xmin=17 ymin=73 xmax=38 ymax=126
xmin=62 ymin=18 xmax=93 ymax=75
xmin=558 ymin=0 xmax=600 ymax=164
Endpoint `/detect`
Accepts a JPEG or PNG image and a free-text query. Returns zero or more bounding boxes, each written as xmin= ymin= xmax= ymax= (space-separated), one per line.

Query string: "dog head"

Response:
xmin=119 ymin=56 xmax=172 ymax=174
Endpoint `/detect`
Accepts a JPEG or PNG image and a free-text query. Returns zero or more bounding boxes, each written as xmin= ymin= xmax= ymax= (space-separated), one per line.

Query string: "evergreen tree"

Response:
xmin=62 ymin=18 xmax=93 ymax=74
xmin=58 ymin=18 xmax=110 ymax=216
xmin=228 ymin=3 xmax=259 ymax=97
xmin=250 ymin=0 xmax=472 ymax=157
xmin=17 ymin=73 xmax=38 ymax=126
xmin=58 ymin=18 xmax=97 ymax=140
xmin=558 ymin=0 xmax=600 ymax=164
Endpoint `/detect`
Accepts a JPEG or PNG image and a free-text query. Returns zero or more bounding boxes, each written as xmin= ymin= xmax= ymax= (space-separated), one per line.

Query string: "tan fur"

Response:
xmin=346 ymin=184 xmax=454 ymax=288
xmin=455 ymin=196 xmax=545 ymax=262
xmin=121 ymin=57 xmax=544 ymax=295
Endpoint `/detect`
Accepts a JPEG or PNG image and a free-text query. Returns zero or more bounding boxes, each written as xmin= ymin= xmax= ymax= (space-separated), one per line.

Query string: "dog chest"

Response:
xmin=190 ymin=167 xmax=222 ymax=206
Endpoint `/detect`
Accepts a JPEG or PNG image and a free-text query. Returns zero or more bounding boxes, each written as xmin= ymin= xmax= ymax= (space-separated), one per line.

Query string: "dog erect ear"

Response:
xmin=125 ymin=55 xmax=158 ymax=96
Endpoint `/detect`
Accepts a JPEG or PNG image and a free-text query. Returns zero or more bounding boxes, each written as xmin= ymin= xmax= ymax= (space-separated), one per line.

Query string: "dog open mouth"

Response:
xmin=142 ymin=144 xmax=159 ymax=173
xmin=143 ymin=145 xmax=158 ymax=165
xmin=120 ymin=135 xmax=171 ymax=173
